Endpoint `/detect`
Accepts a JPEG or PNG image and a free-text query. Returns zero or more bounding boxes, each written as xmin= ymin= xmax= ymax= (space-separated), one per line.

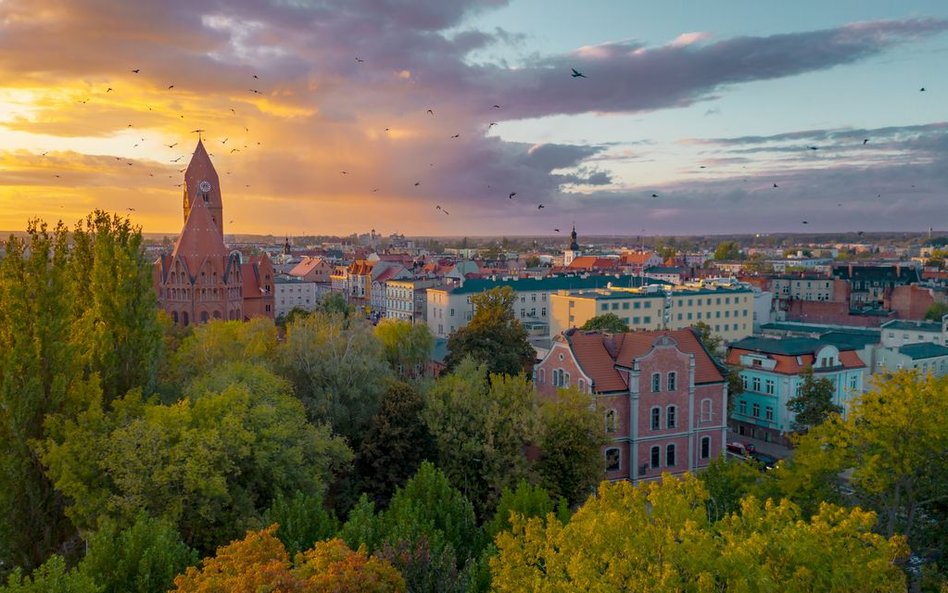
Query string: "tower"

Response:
xmin=564 ymin=224 xmax=581 ymax=266
xmin=183 ymin=139 xmax=223 ymax=237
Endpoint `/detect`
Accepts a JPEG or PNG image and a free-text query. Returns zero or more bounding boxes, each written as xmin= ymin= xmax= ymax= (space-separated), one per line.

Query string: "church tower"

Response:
xmin=564 ymin=224 xmax=581 ymax=266
xmin=183 ymin=139 xmax=223 ymax=237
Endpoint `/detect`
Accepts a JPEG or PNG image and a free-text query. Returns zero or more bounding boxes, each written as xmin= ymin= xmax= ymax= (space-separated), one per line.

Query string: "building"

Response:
xmin=726 ymin=336 xmax=865 ymax=445
xmin=874 ymin=343 xmax=948 ymax=377
xmin=275 ymin=276 xmax=318 ymax=319
xmin=387 ymin=278 xmax=443 ymax=323
xmin=833 ymin=263 xmax=921 ymax=308
xmin=426 ymin=275 xmax=663 ymax=339
xmin=288 ymin=256 xmax=334 ymax=283
xmin=549 ymin=281 xmax=755 ymax=343
xmin=880 ymin=318 xmax=946 ymax=347
xmin=154 ymin=139 xmax=274 ymax=325
xmin=563 ymin=225 xmax=581 ymax=266
xmin=535 ymin=328 xmax=727 ymax=483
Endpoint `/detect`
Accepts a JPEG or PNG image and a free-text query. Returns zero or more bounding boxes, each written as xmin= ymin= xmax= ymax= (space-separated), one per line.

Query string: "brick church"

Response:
xmin=153 ymin=139 xmax=274 ymax=326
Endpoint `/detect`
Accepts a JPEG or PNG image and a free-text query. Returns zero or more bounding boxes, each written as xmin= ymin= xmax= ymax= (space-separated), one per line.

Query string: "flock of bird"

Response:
xmin=39 ymin=61 xmax=931 ymax=233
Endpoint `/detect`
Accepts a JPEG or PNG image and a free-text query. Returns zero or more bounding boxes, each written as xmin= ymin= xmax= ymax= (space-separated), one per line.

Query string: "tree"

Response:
xmin=579 ymin=313 xmax=629 ymax=333
xmin=491 ymin=475 xmax=908 ymax=593
xmin=699 ymin=456 xmax=772 ymax=522
xmin=263 ymin=491 xmax=338 ymax=558
xmin=523 ymin=255 xmax=541 ymax=268
xmin=295 ymin=538 xmax=405 ymax=593
xmin=278 ymin=312 xmax=391 ymax=446
xmin=443 ymin=286 xmax=535 ymax=377
xmin=713 ymin=240 xmax=741 ymax=261
xmin=0 ymin=555 xmax=101 ymax=593
xmin=485 ymin=481 xmax=560 ymax=540
xmin=924 ymin=301 xmax=948 ymax=321
xmin=355 ymin=381 xmax=436 ymax=506
xmin=373 ymin=320 xmax=433 ymax=378
xmin=170 ymin=318 xmax=278 ymax=387
xmin=692 ymin=321 xmax=723 ymax=355
xmin=423 ymin=359 xmax=536 ymax=518
xmin=725 ymin=367 xmax=743 ymax=416
xmin=789 ymin=371 xmax=948 ymax=555
xmin=786 ymin=366 xmax=841 ymax=432
xmin=77 ymin=514 xmax=197 ymax=593
xmin=535 ymin=388 xmax=606 ymax=507
xmin=40 ymin=364 xmax=351 ymax=553
xmin=317 ymin=291 xmax=354 ymax=318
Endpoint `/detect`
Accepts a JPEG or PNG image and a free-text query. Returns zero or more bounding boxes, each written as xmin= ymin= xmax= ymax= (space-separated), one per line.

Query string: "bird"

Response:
xmin=40 ymin=151 xmax=48 ymax=157
xmin=537 ymin=204 xmax=545 ymax=209
xmin=488 ymin=122 xmax=497 ymax=128
xmin=450 ymin=133 xmax=460 ymax=139
xmin=801 ymin=220 xmax=809 ymax=224
xmin=554 ymin=228 xmax=561 ymax=232
xmin=807 ymin=146 xmax=819 ymax=150
xmin=355 ymin=57 xmax=365 ymax=63
xmin=773 ymin=183 xmax=779 ymax=188
xmin=371 ymin=188 xmax=379 ymax=192
xmin=190 ymin=129 xmax=204 ymax=133
xmin=857 ymin=231 xmax=865 ymax=236
xmin=492 ymin=104 xmax=501 ymax=108
xmin=131 ymin=69 xmax=140 ymax=74
xmin=384 ymin=128 xmax=390 ymax=132
xmin=167 ymin=85 xmax=174 ymax=90
xmin=230 ymin=108 xmax=236 ymax=114
xmin=651 ymin=193 xmax=659 ymax=198
xmin=229 ymin=220 xmax=234 ymax=224
xmin=571 ymin=68 xmax=586 ymax=78
xmin=230 ymin=148 xmax=240 ymax=153
xmin=221 ymin=138 xmax=228 ymax=144
xmin=127 ymin=207 xmax=136 ymax=211
xmin=166 ymin=143 xmax=178 ymax=148
xmin=341 ymin=171 xmax=349 ymax=175
xmin=863 ymin=138 xmax=869 ymax=144
xmin=252 ymin=74 xmax=259 ymax=79
xmin=508 ymin=192 xmax=517 ymax=199
xmin=699 ymin=165 xmax=706 ymax=169
xmin=426 ymin=109 xmax=434 ymax=115
xmin=249 ymin=89 xmax=262 ymax=94
xmin=106 ymin=87 xmax=113 ymax=92
xmin=920 ymin=87 xmax=926 ymax=92
xmin=442 ymin=208 xmax=450 ymax=215
xmin=171 ymin=156 xmax=183 ymax=162
xmin=414 ymin=181 xmax=421 ymax=186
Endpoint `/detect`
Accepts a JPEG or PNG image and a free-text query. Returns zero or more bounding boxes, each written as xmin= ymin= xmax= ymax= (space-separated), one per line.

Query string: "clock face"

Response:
xmin=198 ymin=180 xmax=212 ymax=194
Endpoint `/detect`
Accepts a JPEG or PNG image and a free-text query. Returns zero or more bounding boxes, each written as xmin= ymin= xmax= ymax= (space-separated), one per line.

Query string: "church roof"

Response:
xmin=184 ymin=139 xmax=223 ymax=230
xmin=171 ymin=197 xmax=230 ymax=275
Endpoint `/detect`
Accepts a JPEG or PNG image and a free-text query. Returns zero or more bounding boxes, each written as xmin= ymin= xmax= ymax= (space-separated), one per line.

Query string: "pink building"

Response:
xmin=536 ymin=328 xmax=727 ymax=483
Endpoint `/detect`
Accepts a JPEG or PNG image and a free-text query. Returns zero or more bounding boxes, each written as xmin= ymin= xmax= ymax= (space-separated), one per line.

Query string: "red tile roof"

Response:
xmin=567 ymin=256 xmax=619 ymax=270
xmin=171 ymin=197 xmax=229 ymax=275
xmin=726 ymin=347 xmax=866 ymax=374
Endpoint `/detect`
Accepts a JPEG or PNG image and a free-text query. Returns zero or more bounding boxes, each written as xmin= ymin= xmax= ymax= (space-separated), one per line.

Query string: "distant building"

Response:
xmin=535 ymin=328 xmax=727 ymax=483
xmin=387 ymin=278 xmax=443 ymax=324
xmin=275 ymin=276 xmax=318 ymax=319
xmin=880 ymin=318 xmax=946 ymax=347
xmin=563 ymin=225 xmax=581 ymax=266
xmin=153 ymin=139 xmax=274 ymax=325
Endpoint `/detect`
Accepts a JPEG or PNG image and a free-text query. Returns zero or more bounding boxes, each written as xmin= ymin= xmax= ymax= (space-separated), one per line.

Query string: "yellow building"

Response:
xmin=550 ymin=282 xmax=754 ymax=343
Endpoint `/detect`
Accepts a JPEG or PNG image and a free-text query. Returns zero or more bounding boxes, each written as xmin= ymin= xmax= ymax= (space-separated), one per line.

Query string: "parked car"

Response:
xmin=726 ymin=442 xmax=749 ymax=456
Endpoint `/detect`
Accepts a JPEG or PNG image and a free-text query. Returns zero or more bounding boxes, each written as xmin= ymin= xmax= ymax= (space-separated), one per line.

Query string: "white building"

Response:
xmin=275 ymin=276 xmax=318 ymax=319
xmin=880 ymin=318 xmax=947 ymax=348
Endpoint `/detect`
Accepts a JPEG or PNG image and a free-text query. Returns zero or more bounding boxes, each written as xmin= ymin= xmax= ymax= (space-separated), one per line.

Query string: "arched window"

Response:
xmin=213 ymin=310 xmax=222 ymax=319
xmin=650 ymin=407 xmax=661 ymax=430
xmin=605 ymin=409 xmax=617 ymax=433
xmin=171 ymin=311 xmax=179 ymax=324
xmin=578 ymin=378 xmax=586 ymax=392
xmin=700 ymin=398 xmax=713 ymax=423
xmin=182 ymin=311 xmax=189 ymax=326
xmin=651 ymin=372 xmax=661 ymax=392
xmin=666 ymin=443 xmax=676 ymax=467
xmin=650 ymin=446 xmax=660 ymax=468
xmin=700 ymin=436 xmax=711 ymax=459
xmin=605 ymin=448 xmax=621 ymax=472
xmin=666 ymin=405 xmax=677 ymax=429
xmin=667 ymin=372 xmax=677 ymax=391
xmin=537 ymin=368 xmax=545 ymax=384
xmin=200 ymin=311 xmax=209 ymax=323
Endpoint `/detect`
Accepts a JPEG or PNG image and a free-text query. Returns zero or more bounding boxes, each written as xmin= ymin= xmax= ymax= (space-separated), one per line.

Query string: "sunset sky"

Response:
xmin=1 ymin=0 xmax=947 ymax=237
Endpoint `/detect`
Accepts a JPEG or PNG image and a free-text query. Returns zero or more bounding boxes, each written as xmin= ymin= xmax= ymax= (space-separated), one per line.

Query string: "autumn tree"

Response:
xmin=373 ymin=319 xmax=433 ymax=378
xmin=786 ymin=365 xmax=841 ymax=432
xmin=535 ymin=388 xmax=606 ymax=507
xmin=423 ymin=359 xmax=536 ymax=517
xmin=491 ymin=475 xmax=908 ymax=593
xmin=924 ymin=301 xmax=948 ymax=321
xmin=713 ymin=240 xmax=742 ymax=261
xmin=579 ymin=313 xmax=629 ymax=333
xmin=443 ymin=286 xmax=535 ymax=376
xmin=296 ymin=538 xmax=405 ymax=593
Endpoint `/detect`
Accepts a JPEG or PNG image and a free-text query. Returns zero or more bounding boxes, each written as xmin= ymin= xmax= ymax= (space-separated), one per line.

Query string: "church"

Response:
xmin=153 ymin=139 xmax=274 ymax=326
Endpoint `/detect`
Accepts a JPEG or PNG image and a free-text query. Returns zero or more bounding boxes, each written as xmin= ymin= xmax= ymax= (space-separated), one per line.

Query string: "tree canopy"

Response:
xmin=373 ymin=319 xmax=433 ymax=378
xmin=786 ymin=365 xmax=842 ymax=432
xmin=579 ymin=313 xmax=630 ymax=333
xmin=443 ymin=286 xmax=535 ymax=376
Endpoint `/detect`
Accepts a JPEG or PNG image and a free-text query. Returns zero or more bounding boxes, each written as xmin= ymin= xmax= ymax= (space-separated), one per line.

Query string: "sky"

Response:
xmin=1 ymin=0 xmax=947 ymax=237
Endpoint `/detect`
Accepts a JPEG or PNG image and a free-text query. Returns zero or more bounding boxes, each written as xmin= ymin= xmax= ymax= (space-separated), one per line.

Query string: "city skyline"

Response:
xmin=1 ymin=1 xmax=947 ymax=236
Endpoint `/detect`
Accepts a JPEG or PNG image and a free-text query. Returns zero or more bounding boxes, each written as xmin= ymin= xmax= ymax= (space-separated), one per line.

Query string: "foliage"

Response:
xmin=535 ymin=388 xmax=606 ymax=507
xmin=790 ymin=371 xmax=948 ymax=554
xmin=40 ymin=364 xmax=351 ymax=553
xmin=725 ymin=367 xmax=743 ymax=416
xmin=374 ymin=319 xmax=433 ymax=378
xmin=278 ymin=311 xmax=391 ymax=446
xmin=786 ymin=365 xmax=842 ymax=432
xmin=77 ymin=514 xmax=197 ymax=593
xmin=317 ymin=291 xmax=355 ymax=318
xmin=264 ymin=491 xmax=339 ymax=558
xmin=924 ymin=301 xmax=948 ymax=321
xmin=579 ymin=313 xmax=629 ymax=333
xmin=170 ymin=318 xmax=278 ymax=387
xmin=691 ymin=321 xmax=723 ymax=355
xmin=338 ymin=495 xmax=380 ymax=552
xmin=355 ymin=381 xmax=436 ymax=506
xmin=491 ymin=475 xmax=908 ymax=593
xmin=423 ymin=359 xmax=536 ymax=518
xmin=0 ymin=555 xmax=101 ymax=593
xmin=295 ymin=538 xmax=405 ymax=593
xmin=485 ymin=480 xmax=559 ymax=540
xmin=523 ymin=255 xmax=541 ymax=268
xmin=443 ymin=286 xmax=535 ymax=377
xmin=699 ymin=456 xmax=771 ymax=522
xmin=713 ymin=240 xmax=742 ymax=261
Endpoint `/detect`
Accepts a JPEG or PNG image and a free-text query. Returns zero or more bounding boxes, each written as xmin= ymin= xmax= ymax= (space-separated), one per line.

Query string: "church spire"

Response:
xmin=183 ymin=138 xmax=224 ymax=237
xmin=569 ymin=224 xmax=579 ymax=251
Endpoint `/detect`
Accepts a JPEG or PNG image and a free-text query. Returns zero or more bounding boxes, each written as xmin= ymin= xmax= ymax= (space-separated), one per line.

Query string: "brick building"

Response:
xmin=535 ymin=328 xmax=727 ymax=483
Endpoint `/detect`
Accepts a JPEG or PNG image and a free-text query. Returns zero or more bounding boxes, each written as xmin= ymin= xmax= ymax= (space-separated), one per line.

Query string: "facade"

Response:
xmin=535 ymin=328 xmax=727 ymax=483
xmin=387 ymin=278 xmax=443 ymax=323
xmin=154 ymin=139 xmax=274 ymax=325
xmin=549 ymin=282 xmax=755 ymax=343
xmin=275 ymin=276 xmax=318 ymax=319
xmin=880 ymin=318 xmax=946 ymax=347
xmin=726 ymin=337 xmax=865 ymax=444
xmin=832 ymin=263 xmax=921 ymax=308
xmin=874 ymin=343 xmax=948 ymax=377
xmin=288 ymin=256 xmax=334 ymax=283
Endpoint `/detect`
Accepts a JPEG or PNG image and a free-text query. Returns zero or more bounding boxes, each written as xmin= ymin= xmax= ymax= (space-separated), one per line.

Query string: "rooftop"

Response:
xmin=435 ymin=275 xmax=667 ymax=295
xmin=729 ymin=336 xmax=827 ymax=356
xmin=881 ymin=319 xmax=943 ymax=333
xmin=898 ymin=343 xmax=948 ymax=360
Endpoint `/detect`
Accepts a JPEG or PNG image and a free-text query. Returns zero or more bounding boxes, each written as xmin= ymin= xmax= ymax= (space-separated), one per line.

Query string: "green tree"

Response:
xmin=523 ymin=255 xmax=541 ymax=268
xmin=491 ymin=475 xmax=908 ymax=593
xmin=317 ymin=291 xmax=354 ymax=318
xmin=423 ymin=359 xmax=536 ymax=518
xmin=443 ymin=287 xmax=535 ymax=377
xmin=278 ymin=312 xmax=391 ymax=446
xmin=579 ymin=313 xmax=629 ymax=333
xmin=77 ymin=514 xmax=197 ymax=593
xmin=263 ymin=491 xmax=338 ymax=558
xmin=786 ymin=366 xmax=841 ymax=432
xmin=373 ymin=320 xmax=433 ymax=378
xmin=725 ymin=367 xmax=743 ymax=416
xmin=355 ymin=381 xmax=436 ymax=506
xmin=485 ymin=480 xmax=560 ymax=541
xmin=713 ymin=240 xmax=742 ymax=261
xmin=692 ymin=321 xmax=723 ymax=355
xmin=699 ymin=456 xmax=773 ymax=522
xmin=40 ymin=364 xmax=351 ymax=553
xmin=170 ymin=318 xmax=278 ymax=387
xmin=535 ymin=388 xmax=606 ymax=507
xmin=0 ymin=556 xmax=101 ymax=593
xmin=924 ymin=301 xmax=948 ymax=321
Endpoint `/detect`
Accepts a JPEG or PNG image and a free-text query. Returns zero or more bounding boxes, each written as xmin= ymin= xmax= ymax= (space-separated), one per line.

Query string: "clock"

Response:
xmin=198 ymin=180 xmax=212 ymax=194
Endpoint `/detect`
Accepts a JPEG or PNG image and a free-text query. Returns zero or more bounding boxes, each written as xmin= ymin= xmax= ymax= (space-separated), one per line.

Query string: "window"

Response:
xmin=752 ymin=403 xmax=760 ymax=418
xmin=849 ymin=375 xmax=858 ymax=389
xmin=622 ymin=302 xmax=629 ymax=310
xmin=651 ymin=373 xmax=661 ymax=392
xmin=739 ymin=400 xmax=747 ymax=415
xmin=700 ymin=436 xmax=711 ymax=459
xmin=700 ymin=398 xmax=712 ymax=422
xmin=651 ymin=407 xmax=661 ymax=430
xmin=666 ymin=405 xmax=677 ymax=429
xmin=667 ymin=372 xmax=677 ymax=391
xmin=605 ymin=448 xmax=621 ymax=472
xmin=611 ymin=303 xmax=619 ymax=310
xmin=450 ymin=308 xmax=455 ymax=317
xmin=765 ymin=379 xmax=775 ymax=395
xmin=634 ymin=302 xmax=641 ymax=309
xmin=537 ymin=369 xmax=545 ymax=384
xmin=765 ymin=406 xmax=774 ymax=421
xmin=666 ymin=444 xmax=676 ymax=467
xmin=751 ymin=377 xmax=761 ymax=392
xmin=563 ymin=372 xmax=571 ymax=387
xmin=650 ymin=446 xmax=661 ymax=468
xmin=578 ymin=379 xmax=586 ymax=392
xmin=605 ymin=410 xmax=617 ymax=433
xmin=541 ymin=307 xmax=547 ymax=316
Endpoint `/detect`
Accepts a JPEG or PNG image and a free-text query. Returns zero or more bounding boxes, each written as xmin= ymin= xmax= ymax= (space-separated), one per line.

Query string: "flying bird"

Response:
xmin=920 ymin=87 xmax=926 ymax=92
xmin=106 ymin=87 xmax=113 ymax=92
xmin=492 ymin=104 xmax=501 ymax=108
xmin=127 ymin=207 xmax=136 ymax=211
xmin=537 ymin=204 xmax=545 ymax=209
xmin=773 ymin=183 xmax=779 ymax=188
xmin=170 ymin=156 xmax=183 ymax=162
xmin=249 ymin=89 xmax=262 ymax=94
xmin=414 ymin=181 xmax=421 ymax=186
xmin=355 ymin=57 xmax=365 ymax=63
xmin=863 ymin=138 xmax=869 ymax=144
xmin=371 ymin=188 xmax=379 ymax=192
xmin=857 ymin=231 xmax=865 ymax=236
xmin=488 ymin=122 xmax=497 ymax=128
xmin=801 ymin=220 xmax=809 ymax=224
xmin=450 ymin=133 xmax=460 ymax=139
xmin=651 ymin=193 xmax=659 ymax=198
xmin=167 ymin=143 xmax=178 ymax=148
xmin=230 ymin=108 xmax=236 ymax=114
xmin=554 ymin=228 xmax=560 ymax=232
xmin=168 ymin=85 xmax=174 ymax=90
xmin=341 ymin=171 xmax=349 ymax=175
xmin=190 ymin=129 xmax=205 ymax=133
xmin=221 ymin=138 xmax=228 ymax=144
xmin=131 ymin=69 xmax=140 ymax=74
xmin=252 ymin=74 xmax=259 ymax=79
xmin=807 ymin=146 xmax=819 ymax=150
xmin=230 ymin=148 xmax=240 ymax=153
xmin=508 ymin=192 xmax=517 ymax=199
xmin=571 ymin=68 xmax=586 ymax=78
xmin=426 ymin=109 xmax=434 ymax=115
